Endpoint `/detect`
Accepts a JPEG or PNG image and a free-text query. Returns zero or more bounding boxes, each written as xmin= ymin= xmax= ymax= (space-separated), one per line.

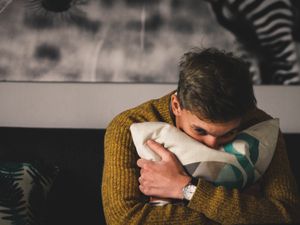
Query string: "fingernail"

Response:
xmin=146 ymin=139 xmax=153 ymax=145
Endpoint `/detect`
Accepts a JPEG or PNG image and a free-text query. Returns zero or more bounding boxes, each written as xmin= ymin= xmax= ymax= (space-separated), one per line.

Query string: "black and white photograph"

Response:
xmin=0 ymin=0 xmax=300 ymax=84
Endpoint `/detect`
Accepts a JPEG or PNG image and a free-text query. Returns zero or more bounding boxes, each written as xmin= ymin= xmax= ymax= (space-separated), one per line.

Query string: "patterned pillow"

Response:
xmin=0 ymin=162 xmax=59 ymax=225
xmin=130 ymin=119 xmax=279 ymax=189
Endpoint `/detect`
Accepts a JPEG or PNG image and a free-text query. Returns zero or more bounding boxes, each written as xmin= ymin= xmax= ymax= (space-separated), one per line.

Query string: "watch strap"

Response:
xmin=190 ymin=177 xmax=198 ymax=186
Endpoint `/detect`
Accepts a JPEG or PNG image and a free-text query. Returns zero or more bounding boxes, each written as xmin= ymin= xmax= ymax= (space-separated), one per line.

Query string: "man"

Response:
xmin=102 ymin=48 xmax=300 ymax=224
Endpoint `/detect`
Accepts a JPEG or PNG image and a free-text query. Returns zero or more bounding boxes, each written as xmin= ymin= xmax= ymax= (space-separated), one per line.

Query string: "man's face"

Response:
xmin=171 ymin=95 xmax=241 ymax=149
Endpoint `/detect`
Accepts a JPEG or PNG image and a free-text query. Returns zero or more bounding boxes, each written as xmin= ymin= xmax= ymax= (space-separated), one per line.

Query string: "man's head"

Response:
xmin=171 ymin=47 xmax=256 ymax=148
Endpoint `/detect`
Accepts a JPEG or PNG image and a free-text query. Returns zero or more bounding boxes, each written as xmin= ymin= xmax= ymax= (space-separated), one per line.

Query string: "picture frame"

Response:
xmin=0 ymin=0 xmax=299 ymax=84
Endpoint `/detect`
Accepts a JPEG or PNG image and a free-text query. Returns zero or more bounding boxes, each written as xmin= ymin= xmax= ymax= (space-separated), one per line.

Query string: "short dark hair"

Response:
xmin=177 ymin=47 xmax=256 ymax=122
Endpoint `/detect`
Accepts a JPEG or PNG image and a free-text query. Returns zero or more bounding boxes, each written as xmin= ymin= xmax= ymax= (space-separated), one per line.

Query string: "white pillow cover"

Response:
xmin=130 ymin=119 xmax=279 ymax=189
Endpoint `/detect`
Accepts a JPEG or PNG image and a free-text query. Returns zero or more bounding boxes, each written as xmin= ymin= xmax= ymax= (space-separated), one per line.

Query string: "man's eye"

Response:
xmin=222 ymin=130 xmax=237 ymax=138
xmin=195 ymin=128 xmax=207 ymax=136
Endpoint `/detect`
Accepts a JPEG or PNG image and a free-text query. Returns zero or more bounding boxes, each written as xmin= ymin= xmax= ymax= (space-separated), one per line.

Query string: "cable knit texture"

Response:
xmin=102 ymin=91 xmax=300 ymax=225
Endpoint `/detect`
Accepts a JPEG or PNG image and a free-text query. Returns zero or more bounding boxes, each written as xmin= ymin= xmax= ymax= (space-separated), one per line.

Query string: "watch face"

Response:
xmin=183 ymin=184 xmax=197 ymax=201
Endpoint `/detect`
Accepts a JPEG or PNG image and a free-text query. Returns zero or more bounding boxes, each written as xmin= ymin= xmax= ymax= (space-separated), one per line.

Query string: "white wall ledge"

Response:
xmin=0 ymin=82 xmax=299 ymax=132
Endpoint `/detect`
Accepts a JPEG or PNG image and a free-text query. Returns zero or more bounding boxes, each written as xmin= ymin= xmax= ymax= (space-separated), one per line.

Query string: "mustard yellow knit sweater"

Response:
xmin=102 ymin=92 xmax=300 ymax=225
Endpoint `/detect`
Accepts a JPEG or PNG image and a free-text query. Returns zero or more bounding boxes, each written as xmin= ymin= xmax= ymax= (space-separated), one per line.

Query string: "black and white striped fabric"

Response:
xmin=208 ymin=0 xmax=300 ymax=84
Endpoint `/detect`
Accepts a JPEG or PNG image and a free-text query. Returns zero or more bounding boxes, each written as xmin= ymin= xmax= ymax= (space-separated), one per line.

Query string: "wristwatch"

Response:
xmin=182 ymin=177 xmax=198 ymax=201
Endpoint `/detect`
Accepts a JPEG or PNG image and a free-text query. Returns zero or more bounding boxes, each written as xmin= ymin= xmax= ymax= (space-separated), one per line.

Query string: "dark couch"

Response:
xmin=0 ymin=127 xmax=299 ymax=225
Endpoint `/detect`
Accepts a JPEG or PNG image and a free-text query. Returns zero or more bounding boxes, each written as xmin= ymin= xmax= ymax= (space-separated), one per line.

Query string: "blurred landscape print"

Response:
xmin=0 ymin=0 xmax=236 ymax=83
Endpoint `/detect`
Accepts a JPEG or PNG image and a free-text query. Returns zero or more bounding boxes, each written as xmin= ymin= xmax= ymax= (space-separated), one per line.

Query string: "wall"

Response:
xmin=0 ymin=82 xmax=299 ymax=132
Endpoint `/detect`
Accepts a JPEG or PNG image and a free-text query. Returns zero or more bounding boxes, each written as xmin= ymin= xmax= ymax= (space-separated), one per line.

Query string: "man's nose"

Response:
xmin=203 ymin=135 xmax=219 ymax=149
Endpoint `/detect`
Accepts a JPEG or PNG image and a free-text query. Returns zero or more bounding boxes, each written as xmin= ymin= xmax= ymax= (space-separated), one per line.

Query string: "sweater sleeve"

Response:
xmin=101 ymin=120 xmax=218 ymax=225
xmin=187 ymin=131 xmax=300 ymax=225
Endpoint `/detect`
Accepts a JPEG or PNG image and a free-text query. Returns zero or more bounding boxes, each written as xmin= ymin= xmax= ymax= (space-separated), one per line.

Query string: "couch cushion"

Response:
xmin=0 ymin=162 xmax=58 ymax=225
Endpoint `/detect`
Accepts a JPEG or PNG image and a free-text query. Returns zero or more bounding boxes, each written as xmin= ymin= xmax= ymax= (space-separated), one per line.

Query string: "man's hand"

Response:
xmin=137 ymin=140 xmax=191 ymax=199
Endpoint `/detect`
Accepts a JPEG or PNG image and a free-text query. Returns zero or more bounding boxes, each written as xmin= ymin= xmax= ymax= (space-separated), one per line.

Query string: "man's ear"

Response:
xmin=171 ymin=94 xmax=182 ymax=116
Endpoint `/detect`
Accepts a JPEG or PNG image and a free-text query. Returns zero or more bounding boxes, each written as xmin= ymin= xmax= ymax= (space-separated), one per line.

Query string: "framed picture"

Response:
xmin=0 ymin=0 xmax=299 ymax=84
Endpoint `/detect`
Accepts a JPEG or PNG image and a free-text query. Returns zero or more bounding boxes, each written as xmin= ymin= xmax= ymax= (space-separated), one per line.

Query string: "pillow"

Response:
xmin=0 ymin=162 xmax=59 ymax=225
xmin=130 ymin=119 xmax=279 ymax=189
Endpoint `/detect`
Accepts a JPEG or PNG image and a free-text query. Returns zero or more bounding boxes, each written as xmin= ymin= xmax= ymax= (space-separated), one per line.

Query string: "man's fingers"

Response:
xmin=146 ymin=139 xmax=170 ymax=160
xmin=137 ymin=158 xmax=148 ymax=168
xmin=137 ymin=158 xmax=155 ymax=170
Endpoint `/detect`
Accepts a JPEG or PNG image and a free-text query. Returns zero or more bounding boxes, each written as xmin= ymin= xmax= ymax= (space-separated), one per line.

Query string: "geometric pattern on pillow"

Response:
xmin=222 ymin=133 xmax=259 ymax=188
xmin=0 ymin=162 xmax=59 ymax=225
xmin=183 ymin=133 xmax=260 ymax=189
